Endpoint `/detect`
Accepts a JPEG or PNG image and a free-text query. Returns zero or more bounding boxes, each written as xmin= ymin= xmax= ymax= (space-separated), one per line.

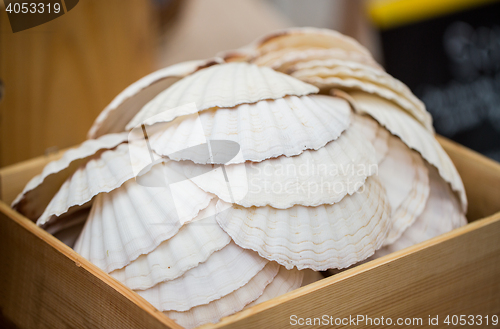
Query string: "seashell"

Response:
xmin=248 ymin=267 xmax=304 ymax=307
xmin=36 ymin=143 xmax=156 ymax=226
xmin=149 ymin=94 xmax=351 ymax=165
xmin=185 ymin=118 xmax=377 ymax=208
xmin=215 ymin=176 xmax=391 ymax=271
xmin=252 ymin=47 xmax=382 ymax=72
xmin=293 ymin=73 xmax=433 ymax=132
xmin=88 ymin=59 xmax=222 ymax=139
xmin=136 ymin=241 xmax=269 ymax=312
xmin=164 ymin=262 xmax=279 ymax=329
xmin=252 ymin=27 xmax=373 ymax=59
xmin=348 ymin=91 xmax=467 ymax=211
xmin=351 ymin=113 xmax=390 ymax=164
xmin=110 ymin=199 xmax=232 ymax=290
xmin=73 ymin=168 xmax=213 ymax=273
xmin=12 ymin=132 xmax=129 ymax=221
xmin=379 ymin=135 xmax=430 ymax=245
xmin=126 ymin=63 xmax=319 ymax=129
xmin=375 ymin=164 xmax=467 ymax=257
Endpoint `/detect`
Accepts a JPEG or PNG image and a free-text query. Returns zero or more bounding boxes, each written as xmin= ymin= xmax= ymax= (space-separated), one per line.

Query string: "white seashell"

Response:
xmin=248 ymin=267 xmax=304 ymax=307
xmin=185 ymin=118 xmax=377 ymax=208
xmin=149 ymin=95 xmax=351 ymax=164
xmin=351 ymin=113 xmax=390 ymax=164
xmin=164 ymin=262 xmax=279 ymax=329
xmin=216 ymin=176 xmax=391 ymax=271
xmin=36 ymin=143 xmax=155 ymax=226
xmin=252 ymin=27 xmax=373 ymax=59
xmin=126 ymin=63 xmax=318 ymax=129
xmin=73 ymin=168 xmax=213 ymax=273
xmin=110 ymin=199 xmax=232 ymax=290
xmin=12 ymin=133 xmax=129 ymax=220
xmin=252 ymin=47 xmax=382 ymax=72
xmin=348 ymin=91 xmax=467 ymax=211
xmin=293 ymin=73 xmax=433 ymax=132
xmin=87 ymin=59 xmax=222 ymax=139
xmin=136 ymin=241 xmax=269 ymax=311
xmin=379 ymin=135 xmax=430 ymax=245
xmin=375 ymin=164 xmax=467 ymax=257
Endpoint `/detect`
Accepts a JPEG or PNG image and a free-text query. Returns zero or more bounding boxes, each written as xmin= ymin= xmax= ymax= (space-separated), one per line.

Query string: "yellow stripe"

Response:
xmin=368 ymin=0 xmax=500 ymax=30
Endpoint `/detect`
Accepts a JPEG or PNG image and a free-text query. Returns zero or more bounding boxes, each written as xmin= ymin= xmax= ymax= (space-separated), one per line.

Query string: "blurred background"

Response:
xmin=1 ymin=0 xmax=499 ymax=167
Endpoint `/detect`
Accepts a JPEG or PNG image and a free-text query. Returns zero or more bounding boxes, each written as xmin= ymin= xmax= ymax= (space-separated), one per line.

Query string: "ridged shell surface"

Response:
xmin=88 ymin=59 xmax=221 ymax=138
xmin=248 ymin=267 xmax=304 ymax=307
xmin=376 ymin=164 xmax=467 ymax=257
xmin=164 ymin=262 xmax=279 ymax=329
xmin=350 ymin=91 xmax=467 ymax=211
xmin=252 ymin=47 xmax=382 ymax=72
xmin=13 ymin=133 xmax=128 ymax=220
xmin=149 ymin=95 xmax=351 ymax=164
xmin=36 ymin=143 xmax=155 ymax=226
xmin=110 ymin=199 xmax=231 ymax=290
xmin=185 ymin=119 xmax=377 ymax=208
xmin=253 ymin=27 xmax=373 ymax=58
xmin=126 ymin=63 xmax=319 ymax=129
xmin=294 ymin=73 xmax=433 ymax=132
xmin=216 ymin=176 xmax=391 ymax=271
xmin=351 ymin=114 xmax=390 ymax=164
xmin=379 ymin=135 xmax=430 ymax=245
xmin=73 ymin=169 xmax=212 ymax=273
xmin=136 ymin=241 xmax=269 ymax=311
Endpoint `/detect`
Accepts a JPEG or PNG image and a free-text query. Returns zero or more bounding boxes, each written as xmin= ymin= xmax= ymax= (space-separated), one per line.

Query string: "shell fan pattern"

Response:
xmin=13 ymin=28 xmax=467 ymax=329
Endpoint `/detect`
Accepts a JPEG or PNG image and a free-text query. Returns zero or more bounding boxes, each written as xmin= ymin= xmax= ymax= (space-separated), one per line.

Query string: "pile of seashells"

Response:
xmin=13 ymin=28 xmax=467 ymax=328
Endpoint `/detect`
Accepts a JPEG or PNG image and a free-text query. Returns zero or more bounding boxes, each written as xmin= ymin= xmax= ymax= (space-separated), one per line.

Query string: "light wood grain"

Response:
xmin=0 ymin=201 xmax=182 ymax=329
xmin=207 ymin=212 xmax=500 ymax=329
xmin=437 ymin=136 xmax=500 ymax=221
xmin=0 ymin=0 xmax=155 ymax=167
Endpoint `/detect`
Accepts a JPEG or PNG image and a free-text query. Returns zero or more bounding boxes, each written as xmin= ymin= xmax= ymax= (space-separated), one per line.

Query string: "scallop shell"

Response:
xmin=12 ymin=132 xmax=129 ymax=220
xmin=164 ymin=262 xmax=279 ymax=329
xmin=348 ymin=91 xmax=467 ymax=211
xmin=375 ymin=164 xmax=467 ymax=257
xmin=248 ymin=267 xmax=304 ymax=307
xmin=351 ymin=113 xmax=390 ymax=164
xmin=185 ymin=118 xmax=377 ymax=208
xmin=149 ymin=95 xmax=351 ymax=164
xmin=36 ymin=142 xmax=155 ymax=226
xmin=126 ymin=63 xmax=319 ymax=129
xmin=216 ymin=176 xmax=391 ymax=271
xmin=293 ymin=72 xmax=433 ymax=132
xmin=87 ymin=59 xmax=222 ymax=139
xmin=291 ymin=63 xmax=431 ymax=130
xmin=252 ymin=47 xmax=382 ymax=72
xmin=379 ymin=135 xmax=430 ymax=245
xmin=110 ymin=199 xmax=231 ymax=290
xmin=253 ymin=27 xmax=373 ymax=58
xmin=136 ymin=241 xmax=269 ymax=312
xmin=73 ymin=168 xmax=213 ymax=273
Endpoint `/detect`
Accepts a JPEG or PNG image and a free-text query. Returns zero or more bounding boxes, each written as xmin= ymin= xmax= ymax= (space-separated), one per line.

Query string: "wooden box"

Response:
xmin=1 ymin=137 xmax=499 ymax=329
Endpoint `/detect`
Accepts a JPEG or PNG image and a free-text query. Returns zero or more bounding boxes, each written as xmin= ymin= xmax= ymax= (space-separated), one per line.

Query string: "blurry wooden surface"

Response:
xmin=0 ymin=0 xmax=155 ymax=167
xmin=0 ymin=201 xmax=182 ymax=329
